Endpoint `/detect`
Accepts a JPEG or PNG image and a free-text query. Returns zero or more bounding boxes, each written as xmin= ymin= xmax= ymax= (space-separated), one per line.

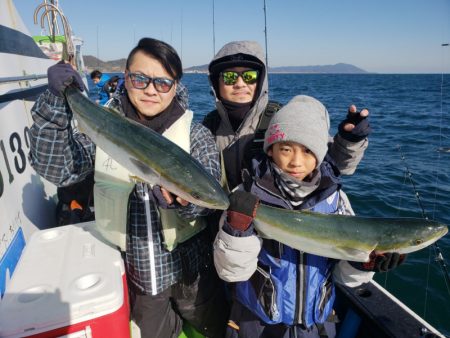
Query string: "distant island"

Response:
xmin=83 ymin=55 xmax=368 ymax=74
xmin=83 ymin=55 xmax=126 ymax=73
xmin=184 ymin=63 xmax=368 ymax=74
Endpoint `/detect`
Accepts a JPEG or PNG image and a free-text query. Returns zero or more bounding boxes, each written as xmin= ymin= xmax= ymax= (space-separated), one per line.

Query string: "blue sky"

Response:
xmin=15 ymin=0 xmax=450 ymax=73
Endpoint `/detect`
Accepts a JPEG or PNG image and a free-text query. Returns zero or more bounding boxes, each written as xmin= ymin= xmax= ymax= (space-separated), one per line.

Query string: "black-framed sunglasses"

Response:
xmin=127 ymin=72 xmax=175 ymax=93
xmin=220 ymin=70 xmax=259 ymax=85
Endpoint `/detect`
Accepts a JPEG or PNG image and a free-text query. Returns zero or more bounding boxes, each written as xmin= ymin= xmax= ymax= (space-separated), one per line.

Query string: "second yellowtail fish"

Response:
xmin=254 ymin=205 xmax=448 ymax=262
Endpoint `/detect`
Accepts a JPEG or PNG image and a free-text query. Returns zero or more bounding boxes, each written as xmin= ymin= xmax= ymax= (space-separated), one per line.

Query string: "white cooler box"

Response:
xmin=0 ymin=222 xmax=130 ymax=338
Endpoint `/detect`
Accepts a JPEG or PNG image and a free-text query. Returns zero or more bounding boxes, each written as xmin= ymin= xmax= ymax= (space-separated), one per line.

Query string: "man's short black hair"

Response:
xmin=90 ymin=69 xmax=102 ymax=79
xmin=126 ymin=38 xmax=182 ymax=81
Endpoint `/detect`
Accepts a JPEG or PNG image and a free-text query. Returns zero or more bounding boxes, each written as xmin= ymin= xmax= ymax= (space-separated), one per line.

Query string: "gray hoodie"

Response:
xmin=206 ymin=41 xmax=270 ymax=189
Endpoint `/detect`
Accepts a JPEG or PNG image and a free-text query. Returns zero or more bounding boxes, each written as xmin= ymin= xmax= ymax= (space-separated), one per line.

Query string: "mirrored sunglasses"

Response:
xmin=220 ymin=70 xmax=259 ymax=85
xmin=128 ymin=72 xmax=175 ymax=93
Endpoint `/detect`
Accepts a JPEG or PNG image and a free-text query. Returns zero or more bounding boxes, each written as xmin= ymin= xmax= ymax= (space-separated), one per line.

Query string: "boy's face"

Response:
xmin=267 ymin=141 xmax=317 ymax=181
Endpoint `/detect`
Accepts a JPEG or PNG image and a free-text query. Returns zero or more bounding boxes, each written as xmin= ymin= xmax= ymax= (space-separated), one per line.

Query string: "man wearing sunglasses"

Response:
xmin=29 ymin=38 xmax=228 ymax=338
xmin=203 ymin=40 xmax=371 ymax=192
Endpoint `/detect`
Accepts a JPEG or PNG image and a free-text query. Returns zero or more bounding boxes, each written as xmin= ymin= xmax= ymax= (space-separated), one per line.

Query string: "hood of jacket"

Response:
xmin=207 ymin=41 xmax=270 ymax=190
xmin=208 ymin=41 xmax=269 ymax=150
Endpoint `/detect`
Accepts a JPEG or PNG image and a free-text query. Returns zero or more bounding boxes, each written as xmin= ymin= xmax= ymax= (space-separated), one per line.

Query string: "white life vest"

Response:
xmin=93 ymin=109 xmax=206 ymax=251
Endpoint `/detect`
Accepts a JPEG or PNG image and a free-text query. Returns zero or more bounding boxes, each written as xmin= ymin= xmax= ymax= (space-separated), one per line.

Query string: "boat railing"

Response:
xmin=0 ymin=74 xmax=47 ymax=85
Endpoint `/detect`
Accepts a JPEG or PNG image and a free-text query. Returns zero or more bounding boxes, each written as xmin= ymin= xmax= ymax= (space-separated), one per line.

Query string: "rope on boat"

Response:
xmin=398 ymin=147 xmax=450 ymax=297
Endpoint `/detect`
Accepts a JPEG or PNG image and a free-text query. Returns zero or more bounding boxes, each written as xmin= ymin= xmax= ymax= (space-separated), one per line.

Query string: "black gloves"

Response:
xmin=226 ymin=190 xmax=260 ymax=232
xmin=338 ymin=109 xmax=372 ymax=142
xmin=47 ymin=61 xmax=85 ymax=97
xmin=352 ymin=252 xmax=407 ymax=273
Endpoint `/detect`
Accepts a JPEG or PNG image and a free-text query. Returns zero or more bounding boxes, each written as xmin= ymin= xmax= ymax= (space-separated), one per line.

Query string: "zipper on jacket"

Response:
xmin=296 ymin=251 xmax=306 ymax=325
xmin=318 ymin=281 xmax=330 ymax=314
xmin=318 ymin=271 xmax=333 ymax=315
xmin=256 ymin=265 xmax=279 ymax=320
xmin=143 ymin=185 xmax=158 ymax=295
xmin=278 ymin=242 xmax=284 ymax=258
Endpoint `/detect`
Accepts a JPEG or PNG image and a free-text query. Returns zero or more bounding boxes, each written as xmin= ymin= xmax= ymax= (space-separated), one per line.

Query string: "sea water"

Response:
xmin=92 ymin=73 xmax=450 ymax=335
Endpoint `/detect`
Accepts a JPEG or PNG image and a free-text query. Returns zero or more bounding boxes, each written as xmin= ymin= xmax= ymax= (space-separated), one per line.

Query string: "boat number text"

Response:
xmin=0 ymin=127 xmax=30 ymax=198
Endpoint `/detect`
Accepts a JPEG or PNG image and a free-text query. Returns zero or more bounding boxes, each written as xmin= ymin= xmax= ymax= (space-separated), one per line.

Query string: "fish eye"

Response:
xmin=191 ymin=192 xmax=201 ymax=200
xmin=415 ymin=239 xmax=423 ymax=245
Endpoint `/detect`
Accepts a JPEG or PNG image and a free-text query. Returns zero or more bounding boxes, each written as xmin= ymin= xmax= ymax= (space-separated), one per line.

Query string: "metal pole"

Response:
xmin=96 ymin=25 xmax=99 ymax=67
xmin=51 ymin=0 xmax=60 ymax=36
xmin=263 ymin=0 xmax=269 ymax=69
xmin=180 ymin=10 xmax=183 ymax=62
xmin=43 ymin=0 xmax=52 ymax=36
xmin=212 ymin=0 xmax=216 ymax=56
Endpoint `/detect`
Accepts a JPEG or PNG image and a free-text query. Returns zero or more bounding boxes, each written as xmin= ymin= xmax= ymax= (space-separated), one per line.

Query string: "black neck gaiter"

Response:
xmin=121 ymin=92 xmax=184 ymax=134
xmin=222 ymin=99 xmax=253 ymax=132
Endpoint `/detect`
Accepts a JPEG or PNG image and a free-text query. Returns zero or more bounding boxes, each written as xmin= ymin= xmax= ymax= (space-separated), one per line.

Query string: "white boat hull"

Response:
xmin=0 ymin=0 xmax=57 ymax=297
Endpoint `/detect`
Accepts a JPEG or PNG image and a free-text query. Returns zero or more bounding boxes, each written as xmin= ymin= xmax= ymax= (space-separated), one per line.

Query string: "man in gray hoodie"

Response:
xmin=202 ymin=40 xmax=370 ymax=191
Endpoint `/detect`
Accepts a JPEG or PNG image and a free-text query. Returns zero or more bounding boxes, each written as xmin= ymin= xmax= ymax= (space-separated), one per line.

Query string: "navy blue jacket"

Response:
xmin=229 ymin=155 xmax=342 ymax=327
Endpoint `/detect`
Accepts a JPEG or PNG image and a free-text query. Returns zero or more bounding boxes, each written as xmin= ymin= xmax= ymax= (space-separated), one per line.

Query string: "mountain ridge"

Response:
xmin=83 ymin=55 xmax=369 ymax=74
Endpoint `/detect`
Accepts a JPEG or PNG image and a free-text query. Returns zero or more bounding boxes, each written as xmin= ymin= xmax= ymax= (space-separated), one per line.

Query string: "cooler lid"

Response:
xmin=0 ymin=222 xmax=126 ymax=337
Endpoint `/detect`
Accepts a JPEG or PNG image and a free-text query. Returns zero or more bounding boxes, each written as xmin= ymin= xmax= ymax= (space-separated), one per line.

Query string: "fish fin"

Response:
xmin=129 ymin=157 xmax=161 ymax=184
xmin=105 ymin=106 xmax=122 ymax=116
xmin=128 ymin=175 xmax=146 ymax=183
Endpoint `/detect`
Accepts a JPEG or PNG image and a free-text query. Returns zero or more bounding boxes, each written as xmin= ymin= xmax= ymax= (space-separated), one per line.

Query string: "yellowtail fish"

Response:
xmin=254 ymin=205 xmax=448 ymax=262
xmin=65 ymin=87 xmax=229 ymax=210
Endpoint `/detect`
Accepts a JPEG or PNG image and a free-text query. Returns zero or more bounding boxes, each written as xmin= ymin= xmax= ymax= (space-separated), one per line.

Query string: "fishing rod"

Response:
xmin=212 ymin=0 xmax=216 ymax=56
xmin=397 ymin=146 xmax=450 ymax=295
xmin=263 ymin=0 xmax=269 ymax=69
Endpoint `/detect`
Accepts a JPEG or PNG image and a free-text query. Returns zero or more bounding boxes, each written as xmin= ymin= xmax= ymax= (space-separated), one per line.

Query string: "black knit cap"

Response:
xmin=209 ymin=53 xmax=264 ymax=97
xmin=209 ymin=53 xmax=263 ymax=76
